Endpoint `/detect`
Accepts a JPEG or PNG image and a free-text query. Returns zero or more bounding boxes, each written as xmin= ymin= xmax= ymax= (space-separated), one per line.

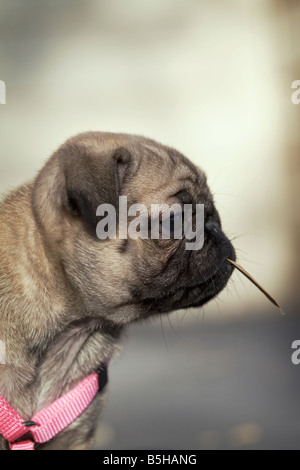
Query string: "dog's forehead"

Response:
xmin=132 ymin=142 xmax=208 ymax=204
xmin=65 ymin=131 xmax=135 ymax=155
xmin=63 ymin=132 xmax=208 ymax=203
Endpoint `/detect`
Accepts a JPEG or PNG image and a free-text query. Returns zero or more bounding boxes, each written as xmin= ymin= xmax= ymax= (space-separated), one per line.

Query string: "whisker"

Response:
xmin=180 ymin=308 xmax=189 ymax=325
xmin=167 ymin=313 xmax=179 ymax=337
xmin=201 ymin=306 xmax=206 ymax=326
xmin=229 ymin=232 xmax=250 ymax=242
xmin=160 ymin=314 xmax=169 ymax=350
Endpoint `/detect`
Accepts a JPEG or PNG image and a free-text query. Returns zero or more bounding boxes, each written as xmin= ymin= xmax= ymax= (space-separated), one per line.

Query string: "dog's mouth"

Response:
xmin=140 ymin=255 xmax=235 ymax=316
xmin=130 ymin=220 xmax=236 ymax=318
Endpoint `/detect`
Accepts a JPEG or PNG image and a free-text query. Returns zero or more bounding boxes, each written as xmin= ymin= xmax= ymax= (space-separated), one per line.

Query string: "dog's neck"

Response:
xmin=0 ymin=184 xmax=123 ymax=421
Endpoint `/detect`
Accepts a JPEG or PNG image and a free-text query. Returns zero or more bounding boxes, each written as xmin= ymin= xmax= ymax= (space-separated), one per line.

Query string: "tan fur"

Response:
xmin=0 ymin=132 xmax=234 ymax=450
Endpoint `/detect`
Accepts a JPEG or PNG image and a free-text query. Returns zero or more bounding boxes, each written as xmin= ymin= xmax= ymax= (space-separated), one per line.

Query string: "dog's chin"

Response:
xmin=140 ymin=255 xmax=236 ymax=317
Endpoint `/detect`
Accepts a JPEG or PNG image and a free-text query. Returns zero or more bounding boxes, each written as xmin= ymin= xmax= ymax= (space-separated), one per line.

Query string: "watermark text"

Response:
xmin=291 ymin=80 xmax=300 ymax=105
xmin=96 ymin=197 xmax=204 ymax=251
xmin=291 ymin=340 xmax=300 ymax=365
xmin=0 ymin=340 xmax=6 ymax=364
xmin=0 ymin=80 xmax=6 ymax=104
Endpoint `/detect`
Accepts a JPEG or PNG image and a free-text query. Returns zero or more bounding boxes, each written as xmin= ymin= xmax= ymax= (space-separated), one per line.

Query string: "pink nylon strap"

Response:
xmin=0 ymin=395 xmax=28 ymax=443
xmin=10 ymin=440 xmax=35 ymax=451
xmin=0 ymin=373 xmax=100 ymax=450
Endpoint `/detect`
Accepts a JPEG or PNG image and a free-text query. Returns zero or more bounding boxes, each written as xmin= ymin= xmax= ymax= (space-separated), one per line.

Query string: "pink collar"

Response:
xmin=0 ymin=368 xmax=108 ymax=450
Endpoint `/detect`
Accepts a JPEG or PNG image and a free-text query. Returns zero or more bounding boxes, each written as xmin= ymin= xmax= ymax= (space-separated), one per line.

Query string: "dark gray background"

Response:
xmin=95 ymin=309 xmax=300 ymax=450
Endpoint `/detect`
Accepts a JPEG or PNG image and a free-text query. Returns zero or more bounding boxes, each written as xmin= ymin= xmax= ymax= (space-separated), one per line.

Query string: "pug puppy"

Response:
xmin=0 ymin=132 xmax=235 ymax=450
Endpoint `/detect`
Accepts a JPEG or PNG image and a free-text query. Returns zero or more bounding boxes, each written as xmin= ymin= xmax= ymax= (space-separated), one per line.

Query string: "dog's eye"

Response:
xmin=161 ymin=212 xmax=183 ymax=239
xmin=169 ymin=213 xmax=180 ymax=235
xmin=68 ymin=196 xmax=80 ymax=215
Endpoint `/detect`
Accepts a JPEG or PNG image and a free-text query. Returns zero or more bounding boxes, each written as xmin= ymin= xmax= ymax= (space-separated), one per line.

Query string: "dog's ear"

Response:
xmin=32 ymin=142 xmax=133 ymax=239
xmin=64 ymin=145 xmax=133 ymax=234
xmin=114 ymin=147 xmax=132 ymax=194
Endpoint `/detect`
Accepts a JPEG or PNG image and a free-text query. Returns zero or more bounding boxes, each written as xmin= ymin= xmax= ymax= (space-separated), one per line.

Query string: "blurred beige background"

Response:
xmin=1 ymin=0 xmax=299 ymax=321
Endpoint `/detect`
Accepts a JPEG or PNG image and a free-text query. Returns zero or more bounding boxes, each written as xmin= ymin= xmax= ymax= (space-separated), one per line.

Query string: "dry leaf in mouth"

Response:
xmin=226 ymin=258 xmax=285 ymax=316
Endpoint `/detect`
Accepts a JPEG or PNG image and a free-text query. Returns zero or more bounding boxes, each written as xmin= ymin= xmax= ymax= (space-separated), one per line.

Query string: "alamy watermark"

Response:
xmin=0 ymin=80 xmax=6 ymax=104
xmin=0 ymin=340 xmax=6 ymax=365
xmin=96 ymin=197 xmax=204 ymax=251
xmin=291 ymin=80 xmax=300 ymax=105
xmin=291 ymin=340 xmax=300 ymax=365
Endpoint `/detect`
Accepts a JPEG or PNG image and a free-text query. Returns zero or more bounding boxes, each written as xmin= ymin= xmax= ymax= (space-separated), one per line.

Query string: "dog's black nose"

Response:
xmin=206 ymin=221 xmax=236 ymax=261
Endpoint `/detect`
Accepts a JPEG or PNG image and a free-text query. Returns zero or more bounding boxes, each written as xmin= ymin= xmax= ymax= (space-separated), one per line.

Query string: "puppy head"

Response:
xmin=32 ymin=132 xmax=235 ymax=324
